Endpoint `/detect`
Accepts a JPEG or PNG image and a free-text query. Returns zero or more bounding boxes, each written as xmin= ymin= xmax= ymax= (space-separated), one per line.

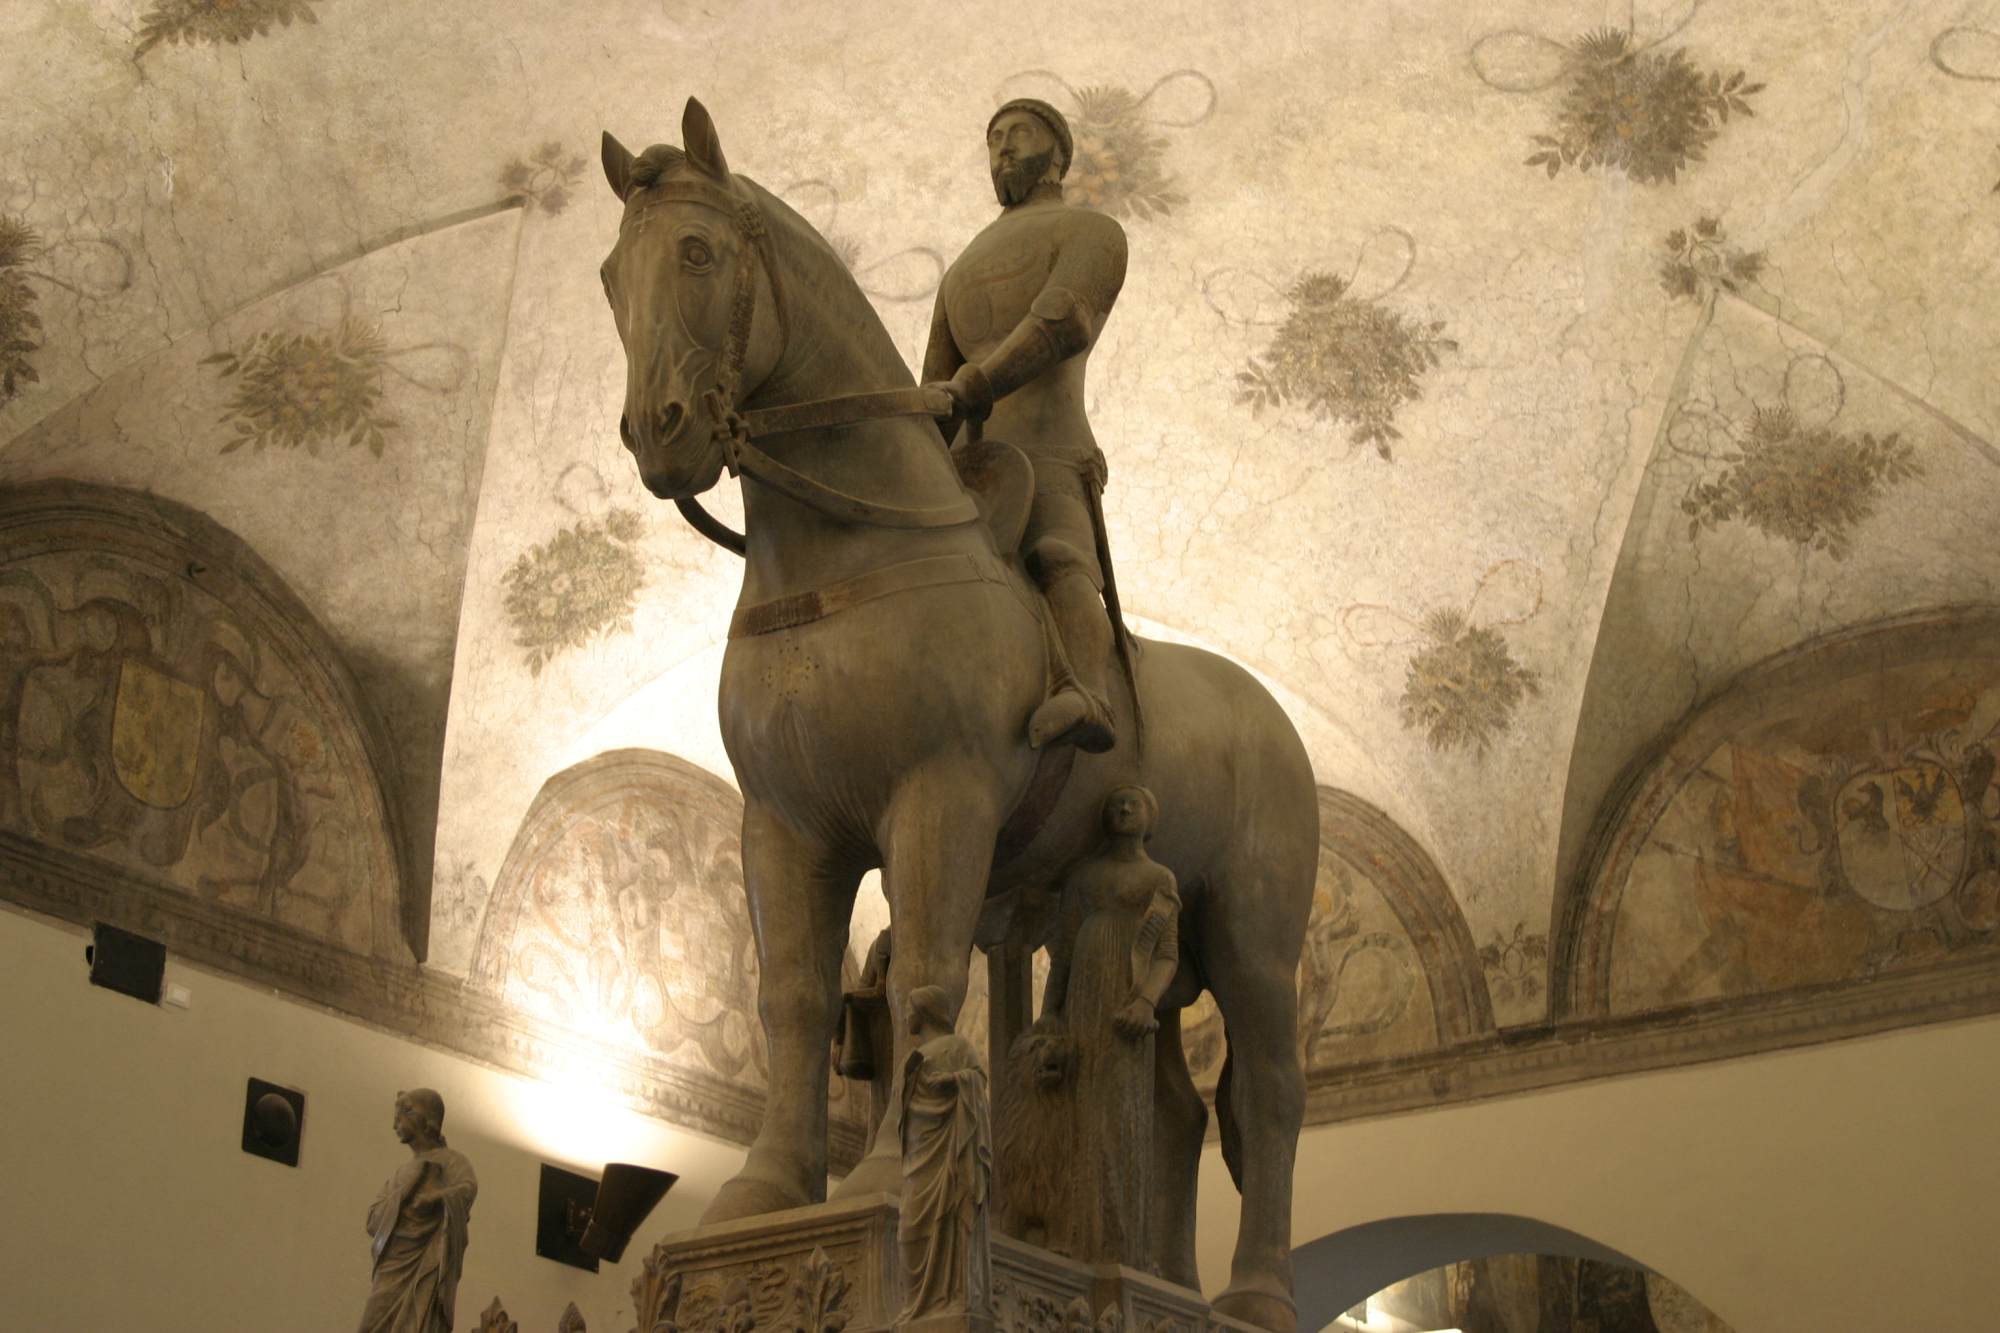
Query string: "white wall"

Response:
xmin=0 ymin=906 xmax=744 ymax=1333
xmin=1196 ymin=1013 xmax=2000 ymax=1332
xmin=8 ymin=898 xmax=2000 ymax=1332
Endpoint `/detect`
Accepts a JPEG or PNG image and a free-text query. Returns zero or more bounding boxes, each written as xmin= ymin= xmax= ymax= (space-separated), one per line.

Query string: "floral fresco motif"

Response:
xmin=1479 ymin=924 xmax=1548 ymax=1005
xmin=1659 ymin=216 xmax=1765 ymax=305
xmin=134 ymin=0 xmax=321 ymax=57
xmin=1679 ymin=403 xmax=1921 ymax=559
xmin=0 ymin=216 xmax=43 ymax=405
xmin=204 ymin=318 xmax=397 ymax=457
xmin=1233 ymin=272 xmax=1456 ymax=459
xmin=995 ymin=69 xmax=1216 ymax=221
xmin=1343 ymin=561 xmax=1544 ymax=756
xmin=1400 ymin=610 xmax=1542 ymax=755
xmin=502 ymin=508 xmax=646 ymax=676
xmin=499 ymin=141 xmax=589 ymax=216
xmin=1929 ymin=26 xmax=2000 ymax=192
xmin=1521 ymin=29 xmax=1762 ymax=184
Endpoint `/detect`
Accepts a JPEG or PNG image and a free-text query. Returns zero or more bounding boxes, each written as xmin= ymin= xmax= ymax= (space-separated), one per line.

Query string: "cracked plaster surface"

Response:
xmin=4 ymin=0 xmax=1995 ymax=1022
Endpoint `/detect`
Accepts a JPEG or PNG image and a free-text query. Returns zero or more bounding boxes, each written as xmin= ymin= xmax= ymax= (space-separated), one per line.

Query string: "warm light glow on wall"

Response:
xmin=498 ymin=1058 xmax=661 ymax=1170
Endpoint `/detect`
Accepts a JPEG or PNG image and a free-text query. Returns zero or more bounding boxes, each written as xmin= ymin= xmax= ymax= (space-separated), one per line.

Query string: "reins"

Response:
xmin=652 ymin=180 xmax=978 ymax=556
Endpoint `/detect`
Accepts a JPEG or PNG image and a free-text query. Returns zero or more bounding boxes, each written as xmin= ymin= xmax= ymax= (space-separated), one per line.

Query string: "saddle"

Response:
xmin=950 ymin=435 xmax=1035 ymax=555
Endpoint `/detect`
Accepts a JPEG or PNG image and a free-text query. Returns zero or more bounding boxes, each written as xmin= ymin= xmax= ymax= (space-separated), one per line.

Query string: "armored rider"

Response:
xmin=924 ymin=98 xmax=1128 ymax=754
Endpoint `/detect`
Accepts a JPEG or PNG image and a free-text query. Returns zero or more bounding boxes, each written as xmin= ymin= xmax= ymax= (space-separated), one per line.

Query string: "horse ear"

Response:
xmin=602 ymin=131 xmax=637 ymax=201
xmin=682 ymin=97 xmax=730 ymax=179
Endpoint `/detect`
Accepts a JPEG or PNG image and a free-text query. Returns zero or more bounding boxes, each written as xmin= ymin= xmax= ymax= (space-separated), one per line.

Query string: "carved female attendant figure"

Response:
xmin=1039 ymin=785 xmax=1179 ymax=1270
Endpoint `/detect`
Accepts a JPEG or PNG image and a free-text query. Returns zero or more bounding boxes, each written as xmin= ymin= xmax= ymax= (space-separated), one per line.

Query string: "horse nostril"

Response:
xmin=659 ymin=401 xmax=685 ymax=439
xmin=619 ymin=414 xmax=636 ymax=451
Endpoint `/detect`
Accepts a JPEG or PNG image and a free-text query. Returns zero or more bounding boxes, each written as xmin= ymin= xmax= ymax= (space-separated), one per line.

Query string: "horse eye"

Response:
xmin=681 ymin=239 xmax=713 ymax=270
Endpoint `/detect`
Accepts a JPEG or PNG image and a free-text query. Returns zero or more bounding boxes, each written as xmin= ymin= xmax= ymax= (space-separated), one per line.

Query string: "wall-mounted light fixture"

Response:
xmin=535 ymin=1162 xmax=678 ymax=1271
xmin=580 ymin=1163 xmax=678 ymax=1262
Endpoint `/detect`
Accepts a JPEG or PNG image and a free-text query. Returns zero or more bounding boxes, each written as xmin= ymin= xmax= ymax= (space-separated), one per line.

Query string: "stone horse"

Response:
xmin=598 ymin=99 xmax=1317 ymax=1332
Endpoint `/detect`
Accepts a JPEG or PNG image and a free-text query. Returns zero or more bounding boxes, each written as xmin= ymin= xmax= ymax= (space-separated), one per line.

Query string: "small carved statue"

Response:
xmin=897 ymin=985 xmax=994 ymax=1328
xmin=359 ymin=1088 xmax=479 ymax=1333
xmin=1038 ymin=785 xmax=1179 ymax=1269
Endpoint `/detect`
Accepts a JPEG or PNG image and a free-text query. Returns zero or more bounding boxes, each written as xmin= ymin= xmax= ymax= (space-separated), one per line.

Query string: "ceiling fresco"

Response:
xmin=2 ymin=0 xmax=1997 ymax=1088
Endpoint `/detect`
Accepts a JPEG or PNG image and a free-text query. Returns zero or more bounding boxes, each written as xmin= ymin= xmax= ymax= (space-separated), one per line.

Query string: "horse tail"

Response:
xmin=1215 ymin=1036 xmax=1245 ymax=1192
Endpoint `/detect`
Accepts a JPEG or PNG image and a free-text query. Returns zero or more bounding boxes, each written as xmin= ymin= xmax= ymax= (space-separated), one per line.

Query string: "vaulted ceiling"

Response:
xmin=4 ymin=0 xmax=1996 ymax=1025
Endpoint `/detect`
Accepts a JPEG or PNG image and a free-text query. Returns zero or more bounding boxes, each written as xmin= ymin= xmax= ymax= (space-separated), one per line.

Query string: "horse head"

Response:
xmin=600 ymin=99 xmax=788 ymax=500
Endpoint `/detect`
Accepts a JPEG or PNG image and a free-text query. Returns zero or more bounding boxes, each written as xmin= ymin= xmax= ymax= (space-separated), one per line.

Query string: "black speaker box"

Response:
xmin=87 ymin=922 xmax=166 ymax=1005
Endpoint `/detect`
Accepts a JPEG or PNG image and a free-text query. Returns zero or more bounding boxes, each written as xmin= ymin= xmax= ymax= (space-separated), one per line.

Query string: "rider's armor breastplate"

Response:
xmin=942 ymin=223 xmax=1053 ymax=354
xmin=941 ymin=210 xmax=1099 ymax=467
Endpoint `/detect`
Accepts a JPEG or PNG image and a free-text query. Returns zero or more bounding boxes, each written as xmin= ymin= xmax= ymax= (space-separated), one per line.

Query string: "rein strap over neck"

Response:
xmin=658 ymin=177 xmax=977 ymax=550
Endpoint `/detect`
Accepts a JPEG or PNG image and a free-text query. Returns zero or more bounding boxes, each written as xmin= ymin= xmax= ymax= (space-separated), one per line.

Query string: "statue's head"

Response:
xmin=1102 ymin=784 xmax=1159 ymax=840
xmin=394 ymin=1087 xmax=447 ymax=1146
xmin=599 ymin=98 xmax=788 ymax=501
xmin=987 ymin=99 xmax=1071 ymax=206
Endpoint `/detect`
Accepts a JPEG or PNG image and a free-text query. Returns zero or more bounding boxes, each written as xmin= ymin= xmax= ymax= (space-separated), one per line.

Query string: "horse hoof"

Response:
xmin=1211 ymin=1287 xmax=1297 ymax=1333
xmin=698 ymin=1173 xmax=812 ymax=1226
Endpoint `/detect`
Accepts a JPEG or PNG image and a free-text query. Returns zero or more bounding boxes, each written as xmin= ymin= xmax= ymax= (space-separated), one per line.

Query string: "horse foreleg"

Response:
xmin=830 ymin=770 xmax=1002 ymax=1199
xmin=701 ymin=800 xmax=860 ymax=1226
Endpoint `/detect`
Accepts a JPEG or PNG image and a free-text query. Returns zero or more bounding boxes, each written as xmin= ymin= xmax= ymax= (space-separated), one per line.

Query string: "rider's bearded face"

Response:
xmin=988 ymin=112 xmax=1060 ymax=206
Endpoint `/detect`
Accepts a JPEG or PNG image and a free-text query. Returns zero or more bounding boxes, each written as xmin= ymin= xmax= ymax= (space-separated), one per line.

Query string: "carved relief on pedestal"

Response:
xmin=628 ymin=1244 xmax=857 ymax=1333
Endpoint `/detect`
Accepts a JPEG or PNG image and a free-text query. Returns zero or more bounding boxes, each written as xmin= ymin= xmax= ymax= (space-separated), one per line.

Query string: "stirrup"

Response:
xmin=1028 ymin=687 xmax=1115 ymax=754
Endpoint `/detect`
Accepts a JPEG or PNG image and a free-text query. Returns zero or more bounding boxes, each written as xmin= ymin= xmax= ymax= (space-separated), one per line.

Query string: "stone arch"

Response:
xmin=1553 ymin=607 xmax=2000 ymax=1021
xmin=466 ymin=747 xmax=871 ymax=1152
xmin=1293 ymin=1213 xmax=1649 ymax=1327
xmin=0 ymin=479 xmax=411 ymax=959
xmin=1294 ymin=1213 xmax=1737 ymax=1332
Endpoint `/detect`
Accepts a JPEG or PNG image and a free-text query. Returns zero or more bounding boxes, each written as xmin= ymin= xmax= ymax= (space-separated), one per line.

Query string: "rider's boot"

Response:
xmin=1028 ymin=571 xmax=1116 ymax=753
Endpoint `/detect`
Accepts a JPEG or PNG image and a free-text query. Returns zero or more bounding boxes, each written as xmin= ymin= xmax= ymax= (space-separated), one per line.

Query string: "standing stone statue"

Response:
xmin=1038 ymin=786 xmax=1180 ymax=1270
xmin=923 ymin=97 xmax=1130 ymax=754
xmin=359 ymin=1088 xmax=479 ymax=1333
xmin=898 ymin=986 xmax=993 ymax=1330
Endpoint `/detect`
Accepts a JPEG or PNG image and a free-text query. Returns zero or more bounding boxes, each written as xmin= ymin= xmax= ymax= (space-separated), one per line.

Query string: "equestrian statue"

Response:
xmin=597 ymin=96 xmax=1317 ymax=1332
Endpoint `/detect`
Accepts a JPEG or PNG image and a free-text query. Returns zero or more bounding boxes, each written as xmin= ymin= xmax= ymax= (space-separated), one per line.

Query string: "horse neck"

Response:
xmin=734 ymin=218 xmax=978 ymax=603
xmin=735 ymin=414 xmax=977 ymax=603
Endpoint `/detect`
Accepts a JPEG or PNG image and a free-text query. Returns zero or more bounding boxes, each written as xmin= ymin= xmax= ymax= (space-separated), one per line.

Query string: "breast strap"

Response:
xmin=729 ymin=551 xmax=1010 ymax=638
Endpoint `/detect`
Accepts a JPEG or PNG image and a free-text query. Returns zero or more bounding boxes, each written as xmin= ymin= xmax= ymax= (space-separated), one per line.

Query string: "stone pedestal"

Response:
xmin=625 ymin=1195 xmax=1261 ymax=1333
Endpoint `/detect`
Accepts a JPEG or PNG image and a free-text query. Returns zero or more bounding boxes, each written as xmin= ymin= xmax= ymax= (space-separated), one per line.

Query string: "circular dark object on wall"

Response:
xmin=252 ymin=1092 xmax=297 ymax=1148
xmin=241 ymin=1077 xmax=306 ymax=1167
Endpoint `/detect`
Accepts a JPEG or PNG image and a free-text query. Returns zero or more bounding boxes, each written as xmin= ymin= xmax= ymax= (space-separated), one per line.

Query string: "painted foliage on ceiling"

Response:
xmin=0 ymin=0 xmax=1995 ymax=1121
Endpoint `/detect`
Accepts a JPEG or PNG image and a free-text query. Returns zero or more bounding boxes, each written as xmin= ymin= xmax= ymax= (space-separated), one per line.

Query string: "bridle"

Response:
xmin=633 ymin=176 xmax=979 ymax=556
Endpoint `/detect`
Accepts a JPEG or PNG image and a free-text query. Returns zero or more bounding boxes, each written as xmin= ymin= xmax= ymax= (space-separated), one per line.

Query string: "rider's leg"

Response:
xmin=1023 ymin=486 xmax=1116 ymax=751
xmin=1029 ymin=561 xmax=1114 ymax=751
